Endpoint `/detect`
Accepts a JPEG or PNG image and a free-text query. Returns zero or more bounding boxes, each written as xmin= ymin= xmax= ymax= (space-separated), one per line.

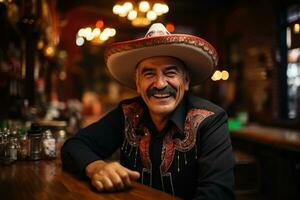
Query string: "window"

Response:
xmin=286 ymin=4 xmax=300 ymax=119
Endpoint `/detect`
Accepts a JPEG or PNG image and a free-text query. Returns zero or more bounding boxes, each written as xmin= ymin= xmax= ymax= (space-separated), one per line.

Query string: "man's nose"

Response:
xmin=153 ymin=75 xmax=167 ymax=89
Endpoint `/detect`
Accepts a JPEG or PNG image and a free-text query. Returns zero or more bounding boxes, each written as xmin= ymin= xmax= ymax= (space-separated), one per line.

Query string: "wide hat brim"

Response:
xmin=104 ymin=34 xmax=218 ymax=89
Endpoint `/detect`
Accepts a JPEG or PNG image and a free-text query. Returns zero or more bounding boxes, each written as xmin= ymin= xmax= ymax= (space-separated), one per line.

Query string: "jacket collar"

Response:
xmin=138 ymin=93 xmax=188 ymax=136
xmin=169 ymin=94 xmax=187 ymax=135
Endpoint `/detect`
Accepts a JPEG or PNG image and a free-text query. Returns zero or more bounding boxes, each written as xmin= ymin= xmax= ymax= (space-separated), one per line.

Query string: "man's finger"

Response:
xmin=91 ymin=174 xmax=104 ymax=192
xmin=101 ymin=175 xmax=115 ymax=192
xmin=94 ymin=180 xmax=104 ymax=191
xmin=126 ymin=169 xmax=140 ymax=180
xmin=107 ymin=170 xmax=125 ymax=190
xmin=116 ymin=168 xmax=131 ymax=187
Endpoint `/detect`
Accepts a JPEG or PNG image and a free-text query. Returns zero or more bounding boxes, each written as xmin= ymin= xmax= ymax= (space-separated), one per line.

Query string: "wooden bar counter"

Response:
xmin=0 ymin=158 xmax=181 ymax=200
xmin=230 ymin=124 xmax=300 ymax=200
xmin=230 ymin=124 xmax=300 ymax=152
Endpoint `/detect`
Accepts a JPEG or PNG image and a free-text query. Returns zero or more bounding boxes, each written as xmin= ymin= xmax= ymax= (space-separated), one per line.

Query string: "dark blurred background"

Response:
xmin=1 ymin=0 xmax=299 ymax=126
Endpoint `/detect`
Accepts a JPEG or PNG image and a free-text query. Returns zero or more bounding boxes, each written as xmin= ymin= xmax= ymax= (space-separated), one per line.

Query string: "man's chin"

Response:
xmin=148 ymin=96 xmax=175 ymax=104
xmin=149 ymin=105 xmax=175 ymax=116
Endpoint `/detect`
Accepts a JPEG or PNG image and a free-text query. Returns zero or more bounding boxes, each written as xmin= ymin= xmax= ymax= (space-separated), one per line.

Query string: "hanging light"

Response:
xmin=294 ymin=23 xmax=300 ymax=34
xmin=76 ymin=20 xmax=117 ymax=46
xmin=211 ymin=70 xmax=230 ymax=81
xmin=165 ymin=22 xmax=175 ymax=32
xmin=112 ymin=1 xmax=169 ymax=27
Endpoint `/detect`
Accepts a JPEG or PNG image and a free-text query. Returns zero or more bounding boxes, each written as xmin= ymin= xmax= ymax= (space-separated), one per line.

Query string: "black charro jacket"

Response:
xmin=61 ymin=93 xmax=235 ymax=200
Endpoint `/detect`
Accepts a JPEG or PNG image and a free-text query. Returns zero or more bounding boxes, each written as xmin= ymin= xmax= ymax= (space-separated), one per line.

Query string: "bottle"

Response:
xmin=18 ymin=127 xmax=28 ymax=160
xmin=3 ymin=128 xmax=10 ymax=164
xmin=0 ymin=129 xmax=5 ymax=162
xmin=28 ymin=124 xmax=43 ymax=160
xmin=42 ymin=129 xmax=56 ymax=159
xmin=1 ymin=129 xmax=19 ymax=165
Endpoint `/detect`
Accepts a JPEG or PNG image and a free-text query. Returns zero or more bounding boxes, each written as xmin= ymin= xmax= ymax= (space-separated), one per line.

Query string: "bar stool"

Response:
xmin=234 ymin=150 xmax=261 ymax=195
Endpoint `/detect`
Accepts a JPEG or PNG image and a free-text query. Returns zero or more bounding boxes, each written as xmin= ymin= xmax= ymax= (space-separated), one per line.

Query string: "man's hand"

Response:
xmin=85 ymin=160 xmax=140 ymax=192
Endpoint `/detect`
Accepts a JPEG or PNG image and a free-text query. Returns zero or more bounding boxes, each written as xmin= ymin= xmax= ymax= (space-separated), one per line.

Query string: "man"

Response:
xmin=61 ymin=23 xmax=235 ymax=200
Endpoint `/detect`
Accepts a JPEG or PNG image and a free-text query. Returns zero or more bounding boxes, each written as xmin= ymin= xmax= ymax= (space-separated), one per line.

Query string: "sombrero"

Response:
xmin=104 ymin=23 xmax=218 ymax=89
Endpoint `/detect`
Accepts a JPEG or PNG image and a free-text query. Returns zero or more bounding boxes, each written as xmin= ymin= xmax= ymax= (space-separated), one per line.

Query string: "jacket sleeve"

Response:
xmin=60 ymin=105 xmax=124 ymax=178
xmin=193 ymin=110 xmax=235 ymax=200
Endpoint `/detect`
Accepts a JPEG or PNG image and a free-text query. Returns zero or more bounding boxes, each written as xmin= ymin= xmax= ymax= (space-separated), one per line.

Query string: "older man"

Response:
xmin=61 ymin=23 xmax=235 ymax=200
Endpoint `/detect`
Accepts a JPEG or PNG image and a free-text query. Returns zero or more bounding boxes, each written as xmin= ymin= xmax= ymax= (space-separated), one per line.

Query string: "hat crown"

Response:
xmin=145 ymin=23 xmax=170 ymax=38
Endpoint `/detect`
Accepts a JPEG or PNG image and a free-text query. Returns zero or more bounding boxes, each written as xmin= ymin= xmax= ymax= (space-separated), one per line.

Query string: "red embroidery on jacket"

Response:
xmin=139 ymin=127 xmax=151 ymax=169
xmin=122 ymin=102 xmax=214 ymax=174
xmin=122 ymin=103 xmax=143 ymax=146
xmin=160 ymin=127 xmax=177 ymax=174
xmin=123 ymin=103 xmax=152 ymax=170
xmin=160 ymin=109 xmax=214 ymax=174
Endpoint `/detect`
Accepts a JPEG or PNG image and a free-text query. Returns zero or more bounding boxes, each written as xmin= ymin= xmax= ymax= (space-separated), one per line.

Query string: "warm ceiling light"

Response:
xmin=214 ymin=71 xmax=222 ymax=80
xmin=139 ymin=1 xmax=150 ymax=12
xmin=221 ymin=70 xmax=229 ymax=80
xmin=76 ymin=22 xmax=116 ymax=45
xmin=113 ymin=4 xmax=122 ymax=14
xmin=45 ymin=46 xmax=55 ymax=57
xmin=128 ymin=10 xmax=138 ymax=20
xmin=132 ymin=17 xmax=151 ymax=27
xmin=146 ymin=10 xmax=157 ymax=21
xmin=118 ymin=6 xmax=128 ymax=17
xmin=211 ymin=70 xmax=230 ymax=81
xmin=123 ymin=2 xmax=133 ymax=11
xmin=294 ymin=23 xmax=300 ymax=34
xmin=108 ymin=28 xmax=117 ymax=37
xmin=76 ymin=37 xmax=84 ymax=46
xmin=211 ymin=70 xmax=221 ymax=81
xmin=100 ymin=34 xmax=109 ymax=41
xmin=112 ymin=1 xmax=169 ymax=27
xmin=37 ymin=40 xmax=44 ymax=49
xmin=95 ymin=20 xmax=104 ymax=29
xmin=153 ymin=3 xmax=168 ymax=15
xmin=166 ymin=23 xmax=175 ymax=32
xmin=92 ymin=28 xmax=101 ymax=37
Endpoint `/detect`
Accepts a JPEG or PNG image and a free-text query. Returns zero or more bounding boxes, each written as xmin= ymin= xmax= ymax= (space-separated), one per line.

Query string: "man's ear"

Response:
xmin=134 ymin=69 xmax=141 ymax=94
xmin=185 ymin=72 xmax=191 ymax=91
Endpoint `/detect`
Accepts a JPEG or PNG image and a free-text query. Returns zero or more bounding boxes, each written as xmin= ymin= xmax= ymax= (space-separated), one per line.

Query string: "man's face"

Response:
xmin=135 ymin=56 xmax=190 ymax=118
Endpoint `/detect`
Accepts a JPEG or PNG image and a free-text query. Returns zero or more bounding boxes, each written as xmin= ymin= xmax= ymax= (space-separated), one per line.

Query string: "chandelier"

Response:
xmin=76 ymin=20 xmax=117 ymax=46
xmin=112 ymin=1 xmax=169 ymax=27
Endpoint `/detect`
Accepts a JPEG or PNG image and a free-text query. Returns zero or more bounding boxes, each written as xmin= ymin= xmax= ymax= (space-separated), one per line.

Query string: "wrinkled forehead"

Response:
xmin=135 ymin=56 xmax=188 ymax=72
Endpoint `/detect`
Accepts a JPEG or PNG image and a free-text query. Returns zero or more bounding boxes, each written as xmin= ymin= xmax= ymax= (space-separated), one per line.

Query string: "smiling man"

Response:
xmin=136 ymin=57 xmax=190 ymax=132
xmin=61 ymin=23 xmax=235 ymax=200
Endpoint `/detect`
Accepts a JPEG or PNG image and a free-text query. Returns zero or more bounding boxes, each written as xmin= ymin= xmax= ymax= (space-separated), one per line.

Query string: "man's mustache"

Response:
xmin=147 ymin=86 xmax=177 ymax=97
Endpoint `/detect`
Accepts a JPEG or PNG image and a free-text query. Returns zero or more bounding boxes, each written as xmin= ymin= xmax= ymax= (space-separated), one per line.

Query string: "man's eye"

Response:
xmin=166 ymin=71 xmax=177 ymax=76
xmin=144 ymin=72 xmax=154 ymax=77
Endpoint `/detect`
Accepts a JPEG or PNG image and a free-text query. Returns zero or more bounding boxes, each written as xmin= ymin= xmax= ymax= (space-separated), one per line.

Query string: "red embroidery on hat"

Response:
xmin=104 ymin=34 xmax=219 ymax=66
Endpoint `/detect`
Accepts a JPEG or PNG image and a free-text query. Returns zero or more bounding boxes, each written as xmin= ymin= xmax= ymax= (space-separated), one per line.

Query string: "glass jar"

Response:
xmin=42 ymin=129 xmax=56 ymax=159
xmin=28 ymin=124 xmax=43 ymax=161
xmin=56 ymin=129 xmax=67 ymax=153
xmin=0 ymin=129 xmax=19 ymax=165
xmin=8 ymin=137 xmax=19 ymax=162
